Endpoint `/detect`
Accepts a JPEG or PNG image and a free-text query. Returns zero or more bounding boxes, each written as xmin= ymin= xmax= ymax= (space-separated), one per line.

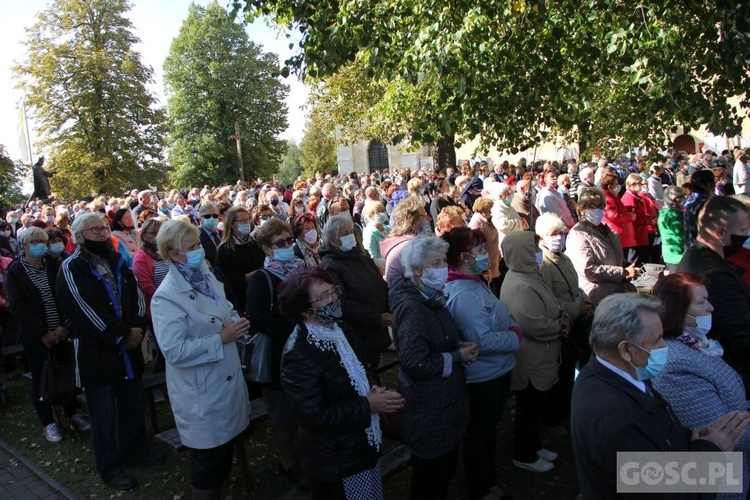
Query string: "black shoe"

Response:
xmin=125 ymin=449 xmax=166 ymax=467
xmin=106 ymin=472 xmax=136 ymax=491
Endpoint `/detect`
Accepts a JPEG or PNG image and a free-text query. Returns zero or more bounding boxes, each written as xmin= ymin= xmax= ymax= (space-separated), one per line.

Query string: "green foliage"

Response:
xmin=0 ymin=147 xmax=27 ymax=213
xmin=240 ymin=0 xmax=750 ymax=155
xmin=164 ymin=1 xmax=289 ymax=188
xmin=14 ymin=0 xmax=166 ymax=199
xmin=299 ymin=114 xmax=338 ymax=177
xmin=277 ymin=139 xmax=302 ymax=185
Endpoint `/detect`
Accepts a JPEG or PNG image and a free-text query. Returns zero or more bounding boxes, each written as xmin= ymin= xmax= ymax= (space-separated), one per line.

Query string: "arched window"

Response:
xmin=673 ymin=134 xmax=697 ymax=154
xmin=367 ymin=140 xmax=389 ymax=173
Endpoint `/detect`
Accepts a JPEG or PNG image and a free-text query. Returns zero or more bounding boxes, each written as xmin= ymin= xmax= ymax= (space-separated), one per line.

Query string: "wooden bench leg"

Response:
xmin=234 ymin=436 xmax=253 ymax=492
xmin=145 ymin=388 xmax=159 ymax=433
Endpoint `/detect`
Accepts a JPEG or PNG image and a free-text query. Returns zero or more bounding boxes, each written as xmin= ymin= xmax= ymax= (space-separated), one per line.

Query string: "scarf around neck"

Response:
xmin=174 ymin=261 xmax=216 ymax=300
xmin=411 ymin=277 xmax=447 ymax=307
xmin=264 ymin=256 xmax=305 ymax=280
xmin=304 ymin=321 xmax=381 ymax=451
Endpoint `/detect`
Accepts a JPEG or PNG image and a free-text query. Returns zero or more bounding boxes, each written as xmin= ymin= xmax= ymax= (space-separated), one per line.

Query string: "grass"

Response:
xmin=0 ymin=358 xmax=581 ymax=499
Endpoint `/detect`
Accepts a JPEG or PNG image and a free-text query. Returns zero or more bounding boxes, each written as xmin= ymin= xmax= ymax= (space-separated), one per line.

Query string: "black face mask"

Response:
xmin=83 ymin=238 xmax=110 ymax=256
xmin=724 ymin=233 xmax=750 ymax=258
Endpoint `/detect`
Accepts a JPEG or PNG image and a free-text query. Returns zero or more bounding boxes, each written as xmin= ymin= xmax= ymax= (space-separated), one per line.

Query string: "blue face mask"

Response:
xmin=273 ymin=246 xmax=295 ymax=262
xmin=185 ymin=247 xmax=205 ymax=269
xmin=49 ymin=242 xmax=64 ymax=255
xmin=236 ymin=223 xmax=252 ymax=236
xmin=631 ymin=344 xmax=668 ymax=380
xmin=468 ymin=252 xmax=489 ymax=275
xmin=202 ymin=217 xmax=218 ymax=232
xmin=535 ymin=251 xmax=544 ymax=265
xmin=29 ymin=243 xmax=48 ymax=258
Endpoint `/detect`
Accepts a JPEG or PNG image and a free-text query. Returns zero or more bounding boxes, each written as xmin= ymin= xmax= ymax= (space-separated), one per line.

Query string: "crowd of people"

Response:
xmin=0 ymin=146 xmax=749 ymax=498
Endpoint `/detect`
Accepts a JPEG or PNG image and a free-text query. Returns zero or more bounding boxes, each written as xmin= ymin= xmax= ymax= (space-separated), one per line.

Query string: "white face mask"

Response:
xmin=303 ymin=229 xmax=318 ymax=244
xmin=544 ymin=234 xmax=566 ymax=253
xmin=584 ymin=208 xmax=605 ymax=226
xmin=685 ymin=313 xmax=712 ymax=337
xmin=339 ymin=233 xmax=356 ymax=251
xmin=420 ymin=267 xmax=449 ymax=290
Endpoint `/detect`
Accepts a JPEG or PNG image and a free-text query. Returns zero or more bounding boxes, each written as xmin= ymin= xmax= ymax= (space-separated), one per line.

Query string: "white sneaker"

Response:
xmin=537 ymin=448 xmax=558 ymax=461
xmin=43 ymin=423 xmax=63 ymax=443
xmin=512 ymin=457 xmax=554 ymax=473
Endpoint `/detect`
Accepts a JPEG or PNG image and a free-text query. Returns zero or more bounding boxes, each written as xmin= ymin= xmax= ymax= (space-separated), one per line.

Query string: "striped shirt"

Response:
xmin=153 ymin=258 xmax=169 ymax=289
xmin=20 ymin=257 xmax=60 ymax=330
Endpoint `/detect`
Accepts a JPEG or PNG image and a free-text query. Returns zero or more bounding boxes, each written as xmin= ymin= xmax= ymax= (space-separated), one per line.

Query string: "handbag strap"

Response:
xmin=258 ymin=269 xmax=274 ymax=312
xmin=550 ymin=259 xmax=576 ymax=298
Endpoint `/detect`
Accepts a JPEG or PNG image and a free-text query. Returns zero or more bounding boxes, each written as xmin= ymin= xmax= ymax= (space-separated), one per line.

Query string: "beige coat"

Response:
xmin=565 ymin=221 xmax=632 ymax=306
xmin=468 ymin=212 xmax=500 ymax=279
xmin=500 ymin=231 xmax=562 ymax=392
xmin=491 ymin=202 xmax=523 ymax=256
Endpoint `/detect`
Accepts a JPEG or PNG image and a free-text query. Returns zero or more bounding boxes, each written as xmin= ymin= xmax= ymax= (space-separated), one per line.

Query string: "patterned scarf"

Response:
xmin=263 ymin=256 xmax=306 ymax=280
xmin=174 ymin=262 xmax=216 ymax=300
xmin=676 ymin=332 xmax=724 ymax=357
xmin=410 ymin=277 xmax=447 ymax=307
xmin=304 ymin=321 xmax=381 ymax=451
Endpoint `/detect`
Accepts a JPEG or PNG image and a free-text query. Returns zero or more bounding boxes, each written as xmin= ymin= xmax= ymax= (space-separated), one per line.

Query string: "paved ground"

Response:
xmin=0 ymin=437 xmax=76 ymax=500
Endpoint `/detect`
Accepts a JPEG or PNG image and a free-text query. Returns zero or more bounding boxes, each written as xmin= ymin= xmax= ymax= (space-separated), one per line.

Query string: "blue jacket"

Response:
xmin=444 ymin=274 xmax=520 ymax=383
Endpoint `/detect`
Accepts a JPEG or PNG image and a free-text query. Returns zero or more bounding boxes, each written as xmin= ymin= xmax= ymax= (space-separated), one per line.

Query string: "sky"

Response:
xmin=0 ymin=0 xmax=310 ymax=165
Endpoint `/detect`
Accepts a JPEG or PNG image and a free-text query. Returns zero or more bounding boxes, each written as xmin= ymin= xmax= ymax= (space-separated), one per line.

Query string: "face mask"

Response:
xmin=168 ymin=203 xmax=175 ymax=210
xmin=303 ymin=229 xmax=318 ymax=244
xmin=29 ymin=243 xmax=48 ymax=258
xmin=270 ymin=199 xmax=280 ymax=206
xmin=112 ymin=205 xmax=120 ymax=211
xmin=421 ymin=267 xmax=449 ymax=290
xmin=630 ymin=344 xmax=668 ymax=381
xmin=612 ymin=184 xmax=622 ymax=195
xmin=584 ymin=208 xmax=605 ymax=226
xmin=724 ymin=233 xmax=750 ymax=258
xmin=202 ymin=217 xmax=218 ymax=232
xmin=185 ymin=247 xmax=205 ymax=269
xmin=160 ymin=208 xmax=169 ymax=215
xmin=45 ymin=216 xmax=55 ymax=224
xmin=545 ymin=234 xmax=565 ymax=253
xmin=375 ymin=213 xmax=389 ymax=225
xmin=503 ymin=197 xmax=512 ymax=207
xmin=420 ymin=220 xmax=432 ymax=235
xmin=83 ymin=238 xmax=109 ymax=256
xmin=685 ymin=313 xmax=712 ymax=337
xmin=236 ymin=223 xmax=252 ymax=236
xmin=468 ymin=252 xmax=489 ymax=275
xmin=273 ymin=246 xmax=295 ymax=262
xmin=0 ymin=230 xmax=10 ymax=238
xmin=49 ymin=242 xmax=64 ymax=255
xmin=535 ymin=251 xmax=544 ymax=265
xmin=313 ymin=297 xmax=343 ymax=325
xmin=8 ymin=217 xmax=18 ymax=224
xmin=744 ymin=237 xmax=750 ymax=250
xmin=339 ymin=233 xmax=356 ymax=251
xmin=295 ymin=205 xmax=305 ymax=214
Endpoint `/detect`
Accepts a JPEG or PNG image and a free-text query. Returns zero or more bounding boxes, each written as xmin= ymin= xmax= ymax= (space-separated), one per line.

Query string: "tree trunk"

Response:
xmin=432 ymin=135 xmax=456 ymax=173
xmin=578 ymin=121 xmax=590 ymax=160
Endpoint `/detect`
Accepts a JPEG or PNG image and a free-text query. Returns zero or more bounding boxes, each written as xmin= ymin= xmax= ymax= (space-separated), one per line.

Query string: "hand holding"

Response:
xmin=366 ymin=391 xmax=405 ymax=414
xmin=692 ymin=410 xmax=750 ymax=451
xmin=381 ymin=313 xmax=392 ymax=327
xmin=125 ymin=327 xmax=144 ymax=349
xmin=220 ymin=317 xmax=251 ymax=344
xmin=54 ymin=326 xmax=69 ymax=341
xmin=41 ymin=330 xmax=58 ymax=349
xmin=459 ymin=342 xmax=479 ymax=364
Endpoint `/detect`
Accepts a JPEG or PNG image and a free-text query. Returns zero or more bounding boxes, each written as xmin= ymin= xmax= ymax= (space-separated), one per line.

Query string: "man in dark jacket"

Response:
xmin=571 ymin=293 xmax=749 ymax=500
xmin=56 ymin=212 xmax=164 ymax=491
xmin=678 ymin=196 xmax=750 ymax=395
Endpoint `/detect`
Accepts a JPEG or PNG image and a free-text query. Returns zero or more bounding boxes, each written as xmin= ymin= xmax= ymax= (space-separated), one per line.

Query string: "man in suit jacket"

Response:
xmin=571 ymin=293 xmax=749 ymax=500
xmin=198 ymin=203 xmax=222 ymax=266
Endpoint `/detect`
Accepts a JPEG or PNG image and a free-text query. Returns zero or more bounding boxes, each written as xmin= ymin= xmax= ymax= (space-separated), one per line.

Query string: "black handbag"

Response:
xmin=39 ymin=342 xmax=76 ymax=405
xmin=245 ymin=270 xmax=273 ymax=384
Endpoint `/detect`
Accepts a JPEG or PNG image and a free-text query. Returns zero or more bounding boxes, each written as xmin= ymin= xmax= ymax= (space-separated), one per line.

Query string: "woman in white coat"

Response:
xmin=151 ymin=220 xmax=251 ymax=500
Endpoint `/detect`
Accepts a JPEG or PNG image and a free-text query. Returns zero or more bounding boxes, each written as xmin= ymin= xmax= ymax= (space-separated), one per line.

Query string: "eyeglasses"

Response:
xmin=271 ymin=237 xmax=295 ymax=248
xmin=311 ymin=285 xmax=341 ymax=305
xmin=84 ymin=226 xmax=111 ymax=236
xmin=201 ymin=214 xmax=219 ymax=219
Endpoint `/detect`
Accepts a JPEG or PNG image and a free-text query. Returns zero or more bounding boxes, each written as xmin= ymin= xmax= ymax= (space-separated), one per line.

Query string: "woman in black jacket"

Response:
xmin=6 ymin=226 xmax=89 ymax=443
xmin=279 ymin=266 xmax=404 ymax=500
xmin=319 ymin=213 xmax=391 ymax=374
xmin=245 ymin=218 xmax=306 ymax=488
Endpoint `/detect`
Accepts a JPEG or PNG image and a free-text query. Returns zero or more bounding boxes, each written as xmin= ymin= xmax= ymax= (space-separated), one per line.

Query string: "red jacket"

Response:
xmin=621 ymin=190 xmax=649 ymax=246
xmin=603 ymin=190 xmax=636 ymax=248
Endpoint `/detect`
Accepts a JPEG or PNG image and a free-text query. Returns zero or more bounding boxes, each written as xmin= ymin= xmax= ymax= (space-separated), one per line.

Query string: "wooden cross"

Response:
xmin=229 ymin=121 xmax=246 ymax=182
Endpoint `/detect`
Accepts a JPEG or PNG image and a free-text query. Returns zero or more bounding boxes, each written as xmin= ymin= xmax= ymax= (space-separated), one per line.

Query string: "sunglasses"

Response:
xmin=201 ymin=214 xmax=219 ymax=219
xmin=271 ymin=237 xmax=295 ymax=248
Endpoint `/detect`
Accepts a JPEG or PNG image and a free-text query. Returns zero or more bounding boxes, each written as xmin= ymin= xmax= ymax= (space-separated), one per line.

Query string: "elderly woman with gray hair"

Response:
xmin=320 ymin=214 xmax=391 ymax=374
xmin=389 ymin=236 xmax=477 ymax=499
xmin=151 ymin=220 xmax=251 ymax=499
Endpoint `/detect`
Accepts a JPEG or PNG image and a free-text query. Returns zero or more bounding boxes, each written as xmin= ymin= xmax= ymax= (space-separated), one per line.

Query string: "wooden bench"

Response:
xmin=141 ymin=372 xmax=167 ymax=433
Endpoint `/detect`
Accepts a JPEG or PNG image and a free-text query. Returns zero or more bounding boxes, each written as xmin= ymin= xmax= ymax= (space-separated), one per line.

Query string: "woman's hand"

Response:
xmin=459 ymin=342 xmax=479 ymax=364
xmin=41 ymin=330 xmax=58 ymax=349
xmin=624 ymin=264 xmax=640 ymax=280
xmin=366 ymin=390 xmax=405 ymax=414
xmin=381 ymin=313 xmax=392 ymax=327
xmin=691 ymin=410 xmax=750 ymax=451
xmin=220 ymin=317 xmax=251 ymax=344
xmin=578 ymin=302 xmax=594 ymax=318
xmin=53 ymin=326 xmax=69 ymax=341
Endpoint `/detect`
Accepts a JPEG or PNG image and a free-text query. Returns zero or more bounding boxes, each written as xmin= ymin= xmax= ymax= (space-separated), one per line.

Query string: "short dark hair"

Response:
xmin=442 ymin=226 xmax=486 ymax=268
xmin=44 ymin=226 xmax=67 ymax=246
xmin=652 ymin=273 xmax=709 ymax=338
xmin=291 ymin=213 xmax=316 ymax=237
xmin=278 ymin=267 xmax=334 ymax=323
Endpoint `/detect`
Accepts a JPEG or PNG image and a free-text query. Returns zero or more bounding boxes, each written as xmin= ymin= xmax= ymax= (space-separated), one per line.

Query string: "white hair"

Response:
xmin=590 ymin=294 xmax=662 ymax=356
xmin=321 ymin=213 xmax=354 ymax=246
xmin=400 ymin=236 xmax=449 ymax=278
xmin=70 ymin=212 xmax=106 ymax=241
xmin=534 ymin=213 xmax=566 ymax=238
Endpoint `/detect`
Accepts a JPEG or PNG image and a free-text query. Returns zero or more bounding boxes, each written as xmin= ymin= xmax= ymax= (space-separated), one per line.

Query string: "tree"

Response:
xmin=164 ymin=2 xmax=289 ymax=188
xmin=241 ymin=0 xmax=750 ymax=158
xmin=14 ymin=0 xmax=166 ymax=199
xmin=0 ymin=147 xmax=26 ymax=213
xmin=299 ymin=114 xmax=338 ymax=177
xmin=277 ymin=140 xmax=302 ymax=185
